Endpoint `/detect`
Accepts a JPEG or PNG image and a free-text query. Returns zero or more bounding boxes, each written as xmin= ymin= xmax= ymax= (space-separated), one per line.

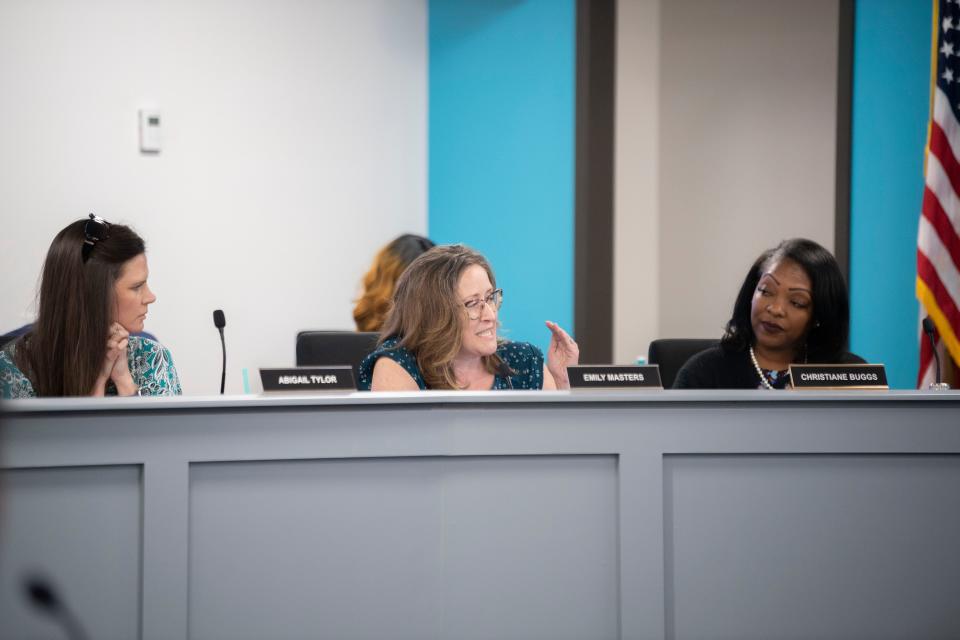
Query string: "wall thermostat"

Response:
xmin=139 ymin=109 xmax=162 ymax=153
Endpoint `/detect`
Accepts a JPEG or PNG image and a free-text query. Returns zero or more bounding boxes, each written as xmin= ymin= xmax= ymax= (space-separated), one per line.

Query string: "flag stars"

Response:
xmin=943 ymin=40 xmax=956 ymax=58
xmin=944 ymin=67 xmax=955 ymax=84
xmin=945 ymin=16 xmax=956 ymax=33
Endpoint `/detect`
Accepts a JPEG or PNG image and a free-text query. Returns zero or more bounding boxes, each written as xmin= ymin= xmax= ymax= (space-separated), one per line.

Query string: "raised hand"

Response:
xmin=545 ymin=321 xmax=579 ymax=390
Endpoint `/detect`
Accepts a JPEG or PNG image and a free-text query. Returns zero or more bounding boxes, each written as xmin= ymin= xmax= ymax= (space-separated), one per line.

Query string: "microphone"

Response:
xmin=23 ymin=574 xmax=90 ymax=640
xmin=497 ymin=361 xmax=514 ymax=389
xmin=922 ymin=316 xmax=950 ymax=390
xmin=213 ymin=309 xmax=226 ymax=394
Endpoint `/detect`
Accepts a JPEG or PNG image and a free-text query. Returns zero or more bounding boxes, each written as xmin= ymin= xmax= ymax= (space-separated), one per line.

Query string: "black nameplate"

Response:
xmin=259 ymin=366 xmax=356 ymax=392
xmin=789 ymin=364 xmax=888 ymax=390
xmin=567 ymin=365 xmax=662 ymax=389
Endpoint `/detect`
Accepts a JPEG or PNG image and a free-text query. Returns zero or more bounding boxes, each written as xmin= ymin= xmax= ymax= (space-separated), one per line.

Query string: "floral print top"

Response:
xmin=0 ymin=335 xmax=182 ymax=399
xmin=357 ymin=336 xmax=544 ymax=390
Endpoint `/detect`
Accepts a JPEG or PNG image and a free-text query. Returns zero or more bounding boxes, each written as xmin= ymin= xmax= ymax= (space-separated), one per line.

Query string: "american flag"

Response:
xmin=918 ymin=0 xmax=960 ymax=386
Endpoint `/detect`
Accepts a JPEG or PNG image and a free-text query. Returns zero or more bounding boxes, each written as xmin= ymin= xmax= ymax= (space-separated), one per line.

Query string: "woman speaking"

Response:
xmin=674 ymin=238 xmax=864 ymax=389
xmin=358 ymin=244 xmax=579 ymax=390
xmin=0 ymin=215 xmax=181 ymax=398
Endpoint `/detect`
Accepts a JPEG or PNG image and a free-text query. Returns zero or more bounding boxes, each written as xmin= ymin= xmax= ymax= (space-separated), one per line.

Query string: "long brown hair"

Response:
xmin=16 ymin=218 xmax=146 ymax=396
xmin=380 ymin=244 xmax=502 ymax=389
xmin=353 ymin=234 xmax=434 ymax=332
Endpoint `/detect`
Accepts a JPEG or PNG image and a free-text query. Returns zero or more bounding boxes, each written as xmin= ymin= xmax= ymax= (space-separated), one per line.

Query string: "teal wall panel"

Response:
xmin=429 ymin=0 xmax=575 ymax=356
xmin=850 ymin=0 xmax=932 ymax=387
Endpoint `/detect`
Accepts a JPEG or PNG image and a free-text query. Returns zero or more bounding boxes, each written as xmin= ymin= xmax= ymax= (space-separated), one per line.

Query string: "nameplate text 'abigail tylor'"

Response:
xmin=259 ymin=366 xmax=356 ymax=392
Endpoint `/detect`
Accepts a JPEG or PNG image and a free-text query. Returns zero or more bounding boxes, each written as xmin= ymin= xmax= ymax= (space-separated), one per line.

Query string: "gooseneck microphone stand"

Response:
xmin=23 ymin=574 xmax=90 ymax=640
xmin=213 ymin=309 xmax=226 ymax=394
xmin=922 ymin=316 xmax=951 ymax=391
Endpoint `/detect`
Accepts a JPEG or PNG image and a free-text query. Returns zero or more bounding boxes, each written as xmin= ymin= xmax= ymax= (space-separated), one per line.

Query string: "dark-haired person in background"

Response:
xmin=358 ymin=244 xmax=579 ymax=390
xmin=353 ymin=234 xmax=435 ymax=332
xmin=0 ymin=215 xmax=181 ymax=398
xmin=674 ymin=238 xmax=864 ymax=389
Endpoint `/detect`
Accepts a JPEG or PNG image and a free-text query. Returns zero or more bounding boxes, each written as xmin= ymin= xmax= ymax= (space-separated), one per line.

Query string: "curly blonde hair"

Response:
xmin=353 ymin=234 xmax=434 ymax=332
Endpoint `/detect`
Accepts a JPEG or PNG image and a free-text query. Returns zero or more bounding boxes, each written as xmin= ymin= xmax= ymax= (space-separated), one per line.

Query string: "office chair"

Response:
xmin=647 ymin=338 xmax=718 ymax=388
xmin=1 ymin=324 xmax=158 ymax=349
xmin=0 ymin=324 xmax=31 ymax=349
xmin=296 ymin=331 xmax=380 ymax=380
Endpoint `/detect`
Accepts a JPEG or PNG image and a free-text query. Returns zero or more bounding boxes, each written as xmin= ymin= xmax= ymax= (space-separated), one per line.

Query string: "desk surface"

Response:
xmin=4 ymin=387 xmax=960 ymax=413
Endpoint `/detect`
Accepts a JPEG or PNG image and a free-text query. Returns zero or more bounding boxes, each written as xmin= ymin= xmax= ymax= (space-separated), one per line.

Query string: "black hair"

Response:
xmin=387 ymin=234 xmax=436 ymax=266
xmin=720 ymin=238 xmax=850 ymax=360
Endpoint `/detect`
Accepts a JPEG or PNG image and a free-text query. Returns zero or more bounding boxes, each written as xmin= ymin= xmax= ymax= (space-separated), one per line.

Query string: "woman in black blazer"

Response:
xmin=674 ymin=238 xmax=864 ymax=389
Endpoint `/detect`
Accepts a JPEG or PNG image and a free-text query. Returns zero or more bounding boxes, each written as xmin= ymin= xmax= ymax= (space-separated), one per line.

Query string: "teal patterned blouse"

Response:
xmin=0 ymin=335 xmax=182 ymax=399
xmin=358 ymin=336 xmax=545 ymax=390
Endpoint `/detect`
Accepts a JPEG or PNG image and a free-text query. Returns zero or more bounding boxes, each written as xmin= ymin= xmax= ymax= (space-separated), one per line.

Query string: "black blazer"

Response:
xmin=673 ymin=345 xmax=866 ymax=389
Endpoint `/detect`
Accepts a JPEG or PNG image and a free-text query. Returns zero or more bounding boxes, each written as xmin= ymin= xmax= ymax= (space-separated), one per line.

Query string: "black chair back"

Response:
xmin=1 ymin=324 xmax=158 ymax=350
xmin=296 ymin=331 xmax=380 ymax=380
xmin=647 ymin=338 xmax=718 ymax=388
xmin=1 ymin=323 xmax=32 ymax=349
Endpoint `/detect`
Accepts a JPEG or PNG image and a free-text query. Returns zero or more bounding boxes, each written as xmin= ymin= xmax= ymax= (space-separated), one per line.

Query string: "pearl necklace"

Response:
xmin=749 ymin=346 xmax=775 ymax=390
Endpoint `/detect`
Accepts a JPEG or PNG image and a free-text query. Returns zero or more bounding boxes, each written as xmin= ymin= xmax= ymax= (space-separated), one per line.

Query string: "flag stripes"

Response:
xmin=918 ymin=0 xmax=960 ymax=386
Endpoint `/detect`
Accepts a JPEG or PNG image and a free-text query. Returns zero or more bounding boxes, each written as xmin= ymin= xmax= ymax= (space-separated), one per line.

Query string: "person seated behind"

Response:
xmin=0 ymin=215 xmax=181 ymax=398
xmin=353 ymin=234 xmax=435 ymax=332
xmin=673 ymin=237 xmax=864 ymax=389
xmin=358 ymin=244 xmax=579 ymax=390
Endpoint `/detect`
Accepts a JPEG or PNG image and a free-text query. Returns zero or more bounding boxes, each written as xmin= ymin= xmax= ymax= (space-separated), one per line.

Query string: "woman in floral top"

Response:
xmin=358 ymin=244 xmax=579 ymax=391
xmin=0 ymin=214 xmax=180 ymax=399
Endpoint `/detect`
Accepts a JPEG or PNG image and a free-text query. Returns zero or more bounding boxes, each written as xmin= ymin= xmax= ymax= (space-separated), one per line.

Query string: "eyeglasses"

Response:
xmin=82 ymin=213 xmax=111 ymax=262
xmin=464 ymin=288 xmax=503 ymax=320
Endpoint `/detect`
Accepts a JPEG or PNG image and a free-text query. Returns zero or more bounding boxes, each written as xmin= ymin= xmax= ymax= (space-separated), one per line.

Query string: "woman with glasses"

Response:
xmin=357 ymin=244 xmax=579 ymax=390
xmin=673 ymin=237 xmax=863 ymax=389
xmin=0 ymin=215 xmax=181 ymax=398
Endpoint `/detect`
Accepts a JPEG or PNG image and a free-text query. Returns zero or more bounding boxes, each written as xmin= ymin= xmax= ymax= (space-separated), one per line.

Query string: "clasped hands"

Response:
xmin=91 ymin=322 xmax=138 ymax=396
xmin=545 ymin=320 xmax=579 ymax=390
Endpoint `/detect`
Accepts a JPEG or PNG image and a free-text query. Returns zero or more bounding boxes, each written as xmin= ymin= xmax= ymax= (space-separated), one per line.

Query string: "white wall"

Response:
xmin=614 ymin=0 xmax=660 ymax=364
xmin=614 ymin=0 xmax=839 ymax=361
xmin=0 ymin=0 xmax=427 ymax=394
